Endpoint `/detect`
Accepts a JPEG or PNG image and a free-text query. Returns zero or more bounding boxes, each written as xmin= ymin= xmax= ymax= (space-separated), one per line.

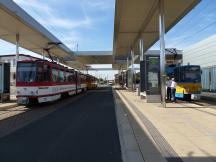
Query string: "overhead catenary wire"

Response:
xmin=165 ymin=0 xmax=216 ymax=48
xmin=171 ymin=19 xmax=216 ymax=48
xmin=168 ymin=0 xmax=213 ymax=38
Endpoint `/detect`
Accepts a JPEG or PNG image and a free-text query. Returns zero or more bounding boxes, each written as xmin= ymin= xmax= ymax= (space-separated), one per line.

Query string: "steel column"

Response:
xmin=139 ymin=38 xmax=144 ymax=62
xmin=131 ymin=49 xmax=134 ymax=91
xmin=15 ymin=33 xmax=19 ymax=65
xmin=126 ymin=57 xmax=129 ymax=70
xmin=42 ymin=50 xmax=45 ymax=60
xmin=138 ymin=38 xmax=144 ymax=96
xmin=159 ymin=0 xmax=166 ymax=107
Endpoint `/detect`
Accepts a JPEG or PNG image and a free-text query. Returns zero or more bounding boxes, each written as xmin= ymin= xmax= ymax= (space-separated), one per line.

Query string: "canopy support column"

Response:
xmin=139 ymin=39 xmax=144 ymax=62
xmin=15 ymin=33 xmax=19 ymax=77
xmin=127 ymin=57 xmax=129 ymax=70
xmin=15 ymin=33 xmax=20 ymax=94
xmin=159 ymin=0 xmax=166 ymax=108
xmin=139 ymin=38 xmax=145 ymax=96
xmin=131 ymin=49 xmax=135 ymax=91
xmin=42 ymin=50 xmax=45 ymax=60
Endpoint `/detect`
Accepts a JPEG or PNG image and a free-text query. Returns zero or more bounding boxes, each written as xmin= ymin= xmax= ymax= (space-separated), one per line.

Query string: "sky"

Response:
xmin=0 ymin=0 xmax=216 ymax=79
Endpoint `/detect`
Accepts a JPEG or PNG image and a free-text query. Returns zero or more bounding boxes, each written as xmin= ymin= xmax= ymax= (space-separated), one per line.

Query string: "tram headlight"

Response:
xmin=30 ymin=91 xmax=35 ymax=95
xmin=186 ymin=88 xmax=191 ymax=92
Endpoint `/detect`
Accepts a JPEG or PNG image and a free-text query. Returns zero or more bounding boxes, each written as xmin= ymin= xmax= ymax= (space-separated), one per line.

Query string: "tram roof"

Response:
xmin=0 ymin=0 xmax=77 ymax=66
xmin=113 ymin=0 xmax=200 ymax=69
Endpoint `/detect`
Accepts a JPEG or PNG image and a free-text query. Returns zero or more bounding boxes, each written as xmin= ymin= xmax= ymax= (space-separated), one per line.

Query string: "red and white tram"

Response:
xmin=16 ymin=59 xmax=87 ymax=104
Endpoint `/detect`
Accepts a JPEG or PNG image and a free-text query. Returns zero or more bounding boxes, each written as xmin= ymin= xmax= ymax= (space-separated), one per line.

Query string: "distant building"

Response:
xmin=0 ymin=54 xmax=38 ymax=86
xmin=0 ymin=55 xmax=16 ymax=86
xmin=183 ymin=35 xmax=216 ymax=92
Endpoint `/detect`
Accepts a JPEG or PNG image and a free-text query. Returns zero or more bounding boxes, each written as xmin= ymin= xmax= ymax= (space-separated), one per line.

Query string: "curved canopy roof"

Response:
xmin=0 ymin=0 xmax=201 ymax=70
xmin=0 ymin=0 xmax=75 ymax=64
xmin=75 ymin=51 xmax=113 ymax=64
xmin=113 ymin=0 xmax=200 ymax=69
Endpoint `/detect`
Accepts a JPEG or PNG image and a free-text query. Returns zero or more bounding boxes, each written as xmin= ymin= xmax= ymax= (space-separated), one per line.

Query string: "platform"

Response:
xmin=0 ymin=95 xmax=17 ymax=110
xmin=114 ymin=88 xmax=216 ymax=162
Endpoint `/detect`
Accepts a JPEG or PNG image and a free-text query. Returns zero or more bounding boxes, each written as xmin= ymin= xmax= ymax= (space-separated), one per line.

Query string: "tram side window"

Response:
xmin=86 ymin=76 xmax=90 ymax=82
xmin=77 ymin=73 xmax=81 ymax=83
xmin=68 ymin=72 xmax=75 ymax=82
xmin=82 ymin=75 xmax=86 ymax=83
xmin=66 ymin=72 xmax=72 ymax=82
xmin=174 ymin=68 xmax=180 ymax=82
xmin=64 ymin=72 xmax=67 ymax=82
xmin=44 ymin=64 xmax=51 ymax=82
xmin=59 ymin=70 xmax=64 ymax=82
xmin=65 ymin=72 xmax=69 ymax=82
xmin=37 ymin=63 xmax=43 ymax=82
xmin=52 ymin=68 xmax=59 ymax=82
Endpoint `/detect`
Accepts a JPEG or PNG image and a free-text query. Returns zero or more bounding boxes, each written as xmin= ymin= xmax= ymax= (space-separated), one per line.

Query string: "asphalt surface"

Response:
xmin=0 ymin=87 xmax=122 ymax=162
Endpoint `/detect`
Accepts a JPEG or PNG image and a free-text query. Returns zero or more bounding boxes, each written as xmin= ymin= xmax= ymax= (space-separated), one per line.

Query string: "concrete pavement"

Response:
xmin=1 ymin=86 xmax=215 ymax=162
xmin=114 ymin=88 xmax=216 ymax=162
xmin=0 ymin=95 xmax=17 ymax=110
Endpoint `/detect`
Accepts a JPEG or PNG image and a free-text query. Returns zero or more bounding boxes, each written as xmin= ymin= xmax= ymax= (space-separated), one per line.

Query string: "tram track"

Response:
xmin=180 ymin=99 xmax=216 ymax=109
xmin=0 ymin=93 xmax=87 ymax=138
xmin=176 ymin=99 xmax=216 ymax=117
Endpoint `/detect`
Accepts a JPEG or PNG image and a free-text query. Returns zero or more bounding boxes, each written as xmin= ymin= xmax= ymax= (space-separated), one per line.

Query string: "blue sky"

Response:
xmin=0 ymin=0 xmax=115 ymax=54
xmin=0 ymin=0 xmax=216 ymax=79
xmin=17 ymin=0 xmax=115 ymax=51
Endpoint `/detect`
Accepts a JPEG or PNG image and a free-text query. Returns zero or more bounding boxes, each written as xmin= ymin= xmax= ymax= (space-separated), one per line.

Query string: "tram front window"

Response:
xmin=182 ymin=66 xmax=201 ymax=83
xmin=17 ymin=62 xmax=36 ymax=82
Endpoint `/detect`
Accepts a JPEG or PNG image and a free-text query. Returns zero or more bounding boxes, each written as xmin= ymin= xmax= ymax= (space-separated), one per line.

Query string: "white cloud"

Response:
xmin=14 ymin=0 xmax=92 ymax=29
xmin=13 ymin=0 xmax=95 ymax=51
xmin=82 ymin=0 xmax=114 ymax=11
xmin=12 ymin=0 xmax=114 ymax=51
xmin=49 ymin=17 xmax=91 ymax=29
xmin=14 ymin=0 xmax=53 ymax=16
xmin=60 ymin=32 xmax=81 ymax=50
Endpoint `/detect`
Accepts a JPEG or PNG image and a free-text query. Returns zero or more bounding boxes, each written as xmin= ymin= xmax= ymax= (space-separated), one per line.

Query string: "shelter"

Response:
xmin=113 ymin=0 xmax=200 ymax=106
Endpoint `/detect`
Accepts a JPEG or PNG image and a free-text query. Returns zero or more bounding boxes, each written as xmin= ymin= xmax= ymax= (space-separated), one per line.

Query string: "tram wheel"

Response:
xmin=184 ymin=94 xmax=191 ymax=101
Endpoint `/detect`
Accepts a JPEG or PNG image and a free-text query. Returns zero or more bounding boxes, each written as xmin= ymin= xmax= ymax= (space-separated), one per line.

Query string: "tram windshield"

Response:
xmin=175 ymin=66 xmax=201 ymax=83
xmin=17 ymin=62 xmax=36 ymax=82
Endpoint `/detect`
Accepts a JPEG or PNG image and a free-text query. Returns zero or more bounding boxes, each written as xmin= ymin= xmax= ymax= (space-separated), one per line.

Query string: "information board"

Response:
xmin=127 ymin=69 xmax=133 ymax=89
xmin=146 ymin=56 xmax=160 ymax=95
xmin=140 ymin=61 xmax=146 ymax=92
